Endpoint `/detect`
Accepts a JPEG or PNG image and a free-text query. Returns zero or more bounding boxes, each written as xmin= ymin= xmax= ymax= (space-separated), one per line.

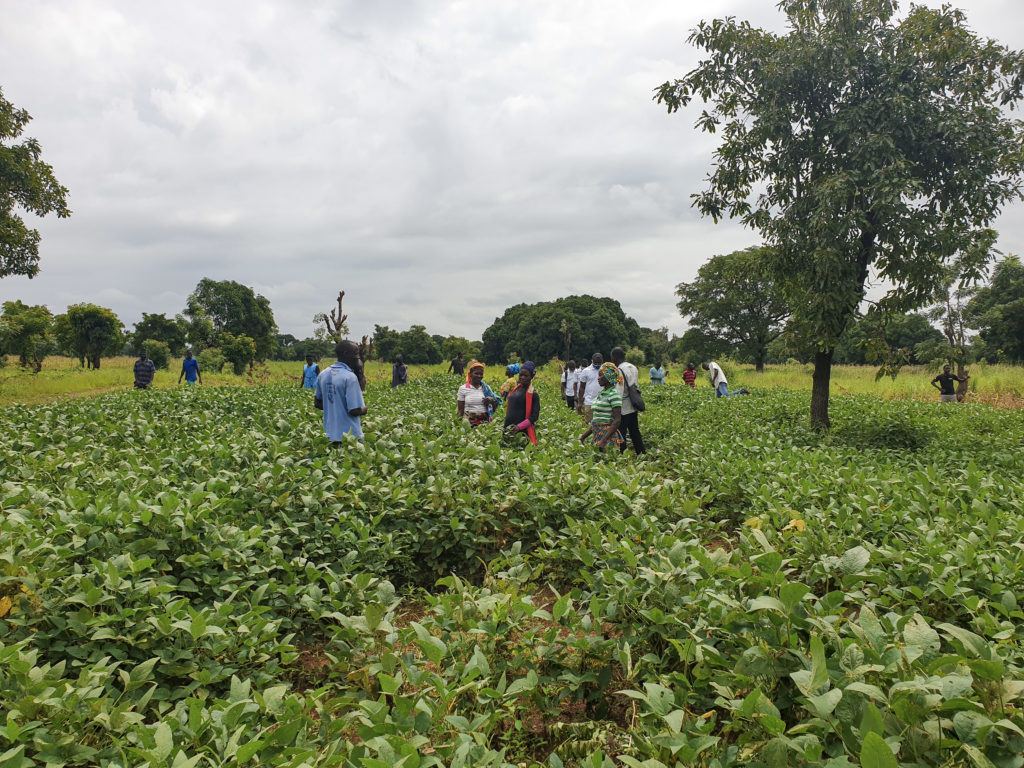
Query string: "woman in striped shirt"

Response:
xmin=578 ymin=362 xmax=624 ymax=450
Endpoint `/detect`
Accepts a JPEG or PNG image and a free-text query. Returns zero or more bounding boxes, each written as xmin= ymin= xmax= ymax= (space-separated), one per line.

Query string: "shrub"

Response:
xmin=198 ymin=347 xmax=225 ymax=373
xmin=140 ymin=339 xmax=170 ymax=370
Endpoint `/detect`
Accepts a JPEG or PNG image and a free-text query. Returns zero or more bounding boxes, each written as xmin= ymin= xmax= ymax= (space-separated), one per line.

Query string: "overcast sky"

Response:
xmin=2 ymin=0 xmax=1022 ymax=342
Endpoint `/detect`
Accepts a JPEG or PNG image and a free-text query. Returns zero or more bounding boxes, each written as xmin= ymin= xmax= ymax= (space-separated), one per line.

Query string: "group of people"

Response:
xmin=132 ymin=349 xmax=203 ymax=389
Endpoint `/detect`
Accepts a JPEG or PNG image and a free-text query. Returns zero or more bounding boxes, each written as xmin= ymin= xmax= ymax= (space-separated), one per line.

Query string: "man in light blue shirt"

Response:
xmin=315 ymin=340 xmax=367 ymax=442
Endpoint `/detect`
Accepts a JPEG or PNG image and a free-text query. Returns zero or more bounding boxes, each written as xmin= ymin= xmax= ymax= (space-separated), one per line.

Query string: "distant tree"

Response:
xmin=273 ymin=333 xmax=299 ymax=360
xmin=372 ymin=325 xmax=401 ymax=362
xmin=834 ymin=312 xmax=943 ymax=365
xmin=185 ymin=279 xmax=277 ymax=360
xmin=54 ymin=303 xmax=123 ymax=369
xmin=398 ymin=325 xmax=441 ymax=364
xmin=637 ymin=327 xmax=671 ymax=367
xmin=967 ymin=255 xmax=1024 ymax=363
xmin=440 ymin=336 xmax=482 ymax=363
xmin=658 ymin=1 xmax=1024 ymax=427
xmin=179 ymin=310 xmax=216 ymax=353
xmin=676 ymin=247 xmax=791 ymax=372
xmin=0 ymin=300 xmax=52 ymax=371
xmin=218 ymin=332 xmax=256 ymax=375
xmin=140 ymin=339 xmax=171 ymax=370
xmin=0 ymin=88 xmax=71 ymax=278
xmin=132 ymin=313 xmax=186 ymax=356
xmin=671 ymin=327 xmax=730 ymax=367
xmin=482 ymin=295 xmax=642 ymax=364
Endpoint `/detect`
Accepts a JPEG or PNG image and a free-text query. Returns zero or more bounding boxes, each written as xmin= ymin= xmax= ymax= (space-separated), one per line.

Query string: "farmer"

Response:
xmin=178 ymin=349 xmax=203 ymax=386
xmin=561 ymin=360 xmax=578 ymax=409
xmin=682 ymin=362 xmax=698 ymax=388
xmin=649 ymin=361 xmax=666 ymax=385
xmin=702 ymin=360 xmax=729 ymax=397
xmin=579 ymin=362 xmax=623 ymax=450
xmin=931 ymin=365 xmax=968 ymax=403
xmin=457 ymin=360 xmax=500 ymax=426
xmin=391 ymin=354 xmax=408 ymax=388
xmin=499 ymin=363 xmax=521 ymax=401
xmin=503 ymin=361 xmax=540 ymax=445
xmin=447 ymin=352 xmax=466 ymax=376
xmin=299 ymin=354 xmax=319 ymax=389
xmin=575 ymin=353 xmax=604 ymax=422
xmin=314 ymin=340 xmax=367 ymax=443
xmin=612 ymin=347 xmax=645 ymax=455
xmin=133 ymin=350 xmax=156 ymax=390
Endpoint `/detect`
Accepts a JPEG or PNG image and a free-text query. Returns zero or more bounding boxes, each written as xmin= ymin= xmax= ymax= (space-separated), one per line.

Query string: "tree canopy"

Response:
xmin=968 ymin=255 xmax=1024 ymax=363
xmin=0 ymin=88 xmax=71 ymax=278
xmin=481 ymin=296 xmax=642 ymax=365
xmin=54 ymin=303 xmax=123 ymax=369
xmin=676 ymin=246 xmax=791 ymax=371
xmin=0 ymin=300 xmax=52 ymax=371
xmin=132 ymin=313 xmax=186 ymax=356
xmin=657 ymin=0 xmax=1024 ymax=427
xmin=185 ymin=278 xmax=277 ymax=361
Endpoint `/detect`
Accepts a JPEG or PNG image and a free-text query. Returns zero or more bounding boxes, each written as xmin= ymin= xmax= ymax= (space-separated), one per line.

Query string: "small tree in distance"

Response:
xmin=657 ymin=0 xmax=1024 ymax=428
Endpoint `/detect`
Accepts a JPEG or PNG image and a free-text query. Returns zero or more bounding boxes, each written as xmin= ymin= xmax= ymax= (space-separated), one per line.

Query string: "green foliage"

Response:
xmin=658 ymin=0 xmax=1024 ymax=426
xmin=140 ymin=338 xmax=171 ymax=370
xmin=53 ymin=303 xmax=123 ymax=369
xmin=197 ymin=346 xmax=225 ymax=374
xmin=185 ymin=278 xmax=277 ymax=361
xmin=968 ymin=255 xmax=1024 ymax=363
xmin=372 ymin=324 xmax=443 ymax=364
xmin=2 ymin=378 xmax=1024 ymax=765
xmin=624 ymin=346 xmax=646 ymax=366
xmin=0 ymin=300 xmax=52 ymax=371
xmin=671 ymin=326 xmax=730 ymax=366
xmin=482 ymin=295 xmax=642 ymax=364
xmin=0 ymin=87 xmax=71 ymax=278
xmin=218 ymin=332 xmax=256 ymax=375
xmin=132 ymin=313 xmax=186 ymax=356
xmin=677 ymin=246 xmax=791 ymax=371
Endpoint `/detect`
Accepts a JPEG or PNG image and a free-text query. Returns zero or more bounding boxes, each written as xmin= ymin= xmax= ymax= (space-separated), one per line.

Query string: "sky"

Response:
xmin=2 ymin=0 xmax=1023 ymax=342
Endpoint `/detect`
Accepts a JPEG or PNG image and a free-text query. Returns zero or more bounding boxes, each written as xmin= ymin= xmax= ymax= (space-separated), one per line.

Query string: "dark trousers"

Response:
xmin=618 ymin=411 xmax=645 ymax=454
xmin=565 ymin=396 xmax=575 ymax=409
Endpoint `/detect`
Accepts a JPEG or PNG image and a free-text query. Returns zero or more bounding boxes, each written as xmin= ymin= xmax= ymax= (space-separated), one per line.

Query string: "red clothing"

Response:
xmin=682 ymin=369 xmax=697 ymax=387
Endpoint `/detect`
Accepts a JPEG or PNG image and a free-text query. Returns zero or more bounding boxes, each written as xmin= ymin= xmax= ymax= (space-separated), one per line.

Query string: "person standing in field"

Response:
xmin=391 ymin=354 xmax=408 ymax=388
xmin=499 ymin=364 xmax=521 ymax=401
xmin=579 ymin=362 xmax=623 ymax=450
xmin=503 ymin=361 xmax=540 ymax=445
xmin=299 ymin=354 xmax=319 ymax=389
xmin=576 ymin=353 xmax=604 ymax=422
xmin=457 ymin=360 xmax=500 ymax=426
xmin=178 ymin=349 xmax=203 ymax=386
xmin=682 ymin=362 xmax=698 ymax=388
xmin=612 ymin=347 xmax=645 ymax=455
xmin=561 ymin=360 xmax=578 ymax=409
xmin=315 ymin=340 xmax=367 ymax=443
xmin=649 ymin=361 xmax=666 ymax=385
xmin=931 ymin=365 xmax=968 ymax=403
xmin=447 ymin=352 xmax=466 ymax=376
xmin=703 ymin=360 xmax=729 ymax=397
xmin=133 ymin=350 xmax=156 ymax=390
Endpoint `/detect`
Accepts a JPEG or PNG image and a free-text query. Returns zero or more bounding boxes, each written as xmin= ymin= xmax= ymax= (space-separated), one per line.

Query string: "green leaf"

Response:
xmin=838 ymin=546 xmax=870 ymax=575
xmin=779 ymin=581 xmax=810 ymax=613
xmin=153 ymin=721 xmax=174 ymax=761
xmin=860 ymin=732 xmax=897 ymax=768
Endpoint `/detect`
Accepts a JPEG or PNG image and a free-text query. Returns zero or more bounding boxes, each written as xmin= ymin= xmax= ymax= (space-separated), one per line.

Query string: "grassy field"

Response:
xmin=3 ymin=355 xmax=1021 ymax=408
xmin=2 ymin=375 xmax=1023 ymax=766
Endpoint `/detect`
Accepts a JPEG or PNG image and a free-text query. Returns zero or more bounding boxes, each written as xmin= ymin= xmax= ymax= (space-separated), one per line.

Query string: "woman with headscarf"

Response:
xmin=391 ymin=354 xmax=408 ymax=388
xmin=503 ymin=361 xmax=540 ymax=445
xmin=579 ymin=362 xmax=624 ymax=450
xmin=499 ymin=363 xmax=521 ymax=401
xmin=456 ymin=360 xmax=500 ymax=427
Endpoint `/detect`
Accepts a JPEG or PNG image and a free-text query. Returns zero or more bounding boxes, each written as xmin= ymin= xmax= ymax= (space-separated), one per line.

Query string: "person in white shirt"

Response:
xmin=703 ymin=360 xmax=729 ymax=397
xmin=561 ymin=360 xmax=578 ymax=409
xmin=612 ymin=347 xmax=646 ymax=455
xmin=575 ymin=353 xmax=604 ymax=422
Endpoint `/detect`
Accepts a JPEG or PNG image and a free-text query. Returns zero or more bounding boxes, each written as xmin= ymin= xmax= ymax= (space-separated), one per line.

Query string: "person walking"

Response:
xmin=575 ymin=353 xmax=604 ymax=422
xmin=503 ymin=361 xmax=540 ymax=445
xmin=682 ymin=362 xmax=698 ymax=388
xmin=612 ymin=347 xmax=645 ymax=455
xmin=179 ymin=349 xmax=203 ymax=386
xmin=299 ymin=354 xmax=319 ymax=389
xmin=649 ymin=362 xmax=666 ymax=385
xmin=391 ymin=354 xmax=408 ymax=388
xmin=447 ymin=352 xmax=466 ymax=376
xmin=702 ymin=360 xmax=729 ymax=397
xmin=133 ymin=350 xmax=156 ymax=390
xmin=579 ymin=362 xmax=624 ymax=450
xmin=315 ymin=340 xmax=367 ymax=443
xmin=931 ymin=365 xmax=968 ymax=403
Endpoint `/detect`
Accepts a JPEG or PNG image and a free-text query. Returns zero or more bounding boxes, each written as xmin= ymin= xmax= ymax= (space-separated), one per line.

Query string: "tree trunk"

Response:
xmin=811 ymin=348 xmax=834 ymax=430
xmin=755 ymin=345 xmax=766 ymax=373
xmin=955 ymin=361 xmax=969 ymax=402
xmin=92 ymin=355 xmax=101 ymax=369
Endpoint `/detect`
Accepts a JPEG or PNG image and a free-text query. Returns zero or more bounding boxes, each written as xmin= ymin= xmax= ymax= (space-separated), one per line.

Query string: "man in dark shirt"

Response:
xmin=448 ymin=352 xmax=466 ymax=376
xmin=133 ymin=351 xmax=156 ymax=389
xmin=931 ymin=365 xmax=967 ymax=403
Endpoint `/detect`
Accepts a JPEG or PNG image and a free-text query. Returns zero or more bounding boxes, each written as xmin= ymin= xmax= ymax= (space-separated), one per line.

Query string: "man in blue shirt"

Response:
xmin=315 ymin=340 xmax=367 ymax=442
xmin=178 ymin=350 xmax=202 ymax=385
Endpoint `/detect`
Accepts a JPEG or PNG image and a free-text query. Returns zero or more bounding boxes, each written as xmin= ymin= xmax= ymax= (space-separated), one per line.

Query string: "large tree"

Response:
xmin=968 ymin=255 xmax=1024 ymax=363
xmin=0 ymin=300 xmax=52 ymax=371
xmin=676 ymin=246 xmax=791 ymax=371
xmin=185 ymin=278 xmax=277 ymax=361
xmin=53 ymin=303 xmax=123 ymax=369
xmin=481 ymin=295 xmax=642 ymax=364
xmin=657 ymin=0 xmax=1024 ymax=428
xmin=131 ymin=313 xmax=186 ymax=356
xmin=1 ymin=88 xmax=71 ymax=278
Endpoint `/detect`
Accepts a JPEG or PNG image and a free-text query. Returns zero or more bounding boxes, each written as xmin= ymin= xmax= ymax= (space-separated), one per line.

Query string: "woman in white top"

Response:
xmin=456 ymin=360 xmax=500 ymax=426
